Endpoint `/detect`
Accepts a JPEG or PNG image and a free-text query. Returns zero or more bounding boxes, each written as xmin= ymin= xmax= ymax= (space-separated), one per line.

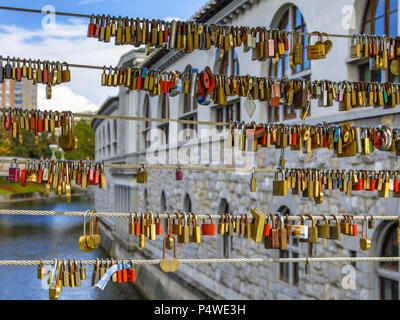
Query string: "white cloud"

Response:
xmin=37 ymin=86 xmax=98 ymax=114
xmin=0 ymin=19 xmax=133 ymax=110
xmin=164 ymin=17 xmax=182 ymax=22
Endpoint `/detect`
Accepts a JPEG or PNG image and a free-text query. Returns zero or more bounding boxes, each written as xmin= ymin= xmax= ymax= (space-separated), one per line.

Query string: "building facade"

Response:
xmin=1 ymin=79 xmax=37 ymax=109
xmin=92 ymin=0 xmax=400 ymax=300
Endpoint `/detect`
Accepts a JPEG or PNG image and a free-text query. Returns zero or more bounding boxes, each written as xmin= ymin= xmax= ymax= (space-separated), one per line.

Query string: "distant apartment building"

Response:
xmin=1 ymin=79 xmax=37 ymax=109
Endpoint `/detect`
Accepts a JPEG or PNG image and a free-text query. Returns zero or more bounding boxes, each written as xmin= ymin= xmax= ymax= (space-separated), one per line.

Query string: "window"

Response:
xmin=213 ymin=48 xmax=241 ymax=131
xmin=143 ymin=188 xmax=149 ymax=211
xmin=161 ymin=191 xmax=167 ymax=211
xmin=158 ymin=93 xmax=169 ymax=145
xmin=268 ymin=5 xmax=308 ymax=122
xmin=180 ymin=65 xmax=198 ymax=139
xmin=377 ymin=222 xmax=399 ymax=300
xmin=215 ymin=100 xmax=240 ymax=131
xmin=360 ymin=0 xmax=398 ymax=82
xmin=278 ymin=206 xmax=299 ymax=286
xmin=142 ymin=95 xmax=151 ymax=149
xmin=218 ymin=199 xmax=232 ymax=258
xmin=183 ymin=194 xmax=192 ymax=212
xmin=183 ymin=65 xmax=198 ymax=114
xmin=217 ymin=47 xmax=240 ymax=76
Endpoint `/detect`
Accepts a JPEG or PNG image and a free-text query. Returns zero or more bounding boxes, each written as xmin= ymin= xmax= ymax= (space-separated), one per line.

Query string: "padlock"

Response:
xmin=201 ymin=214 xmax=215 ymax=236
xmin=155 ymin=213 xmax=163 ymax=235
xmin=250 ymin=168 xmax=256 ymax=192
xmin=304 ymin=214 xmax=318 ymax=243
xmin=307 ymin=31 xmax=326 ymax=60
xmin=292 ymin=214 xmax=308 ymax=240
xmin=217 ymin=213 xmax=226 ymax=235
xmin=175 ymin=166 xmax=183 ymax=180
xmin=278 ymin=215 xmax=288 ymax=250
xmin=191 ymin=213 xmax=201 ymax=243
xmin=8 ymin=158 xmax=20 ymax=182
xmin=127 ymin=261 xmax=136 ymax=282
xmin=305 ymin=258 xmax=311 ymax=275
xmin=329 ymin=214 xmax=341 ymax=240
xmin=317 ymin=214 xmax=330 ymax=239
xmin=359 ymin=216 xmax=372 ymax=251
xmin=263 ymin=215 xmax=271 ymax=236
xmin=136 ymin=164 xmax=147 ymax=183
xmin=171 ymin=213 xmax=182 ymax=235
xmin=273 ymin=168 xmax=288 ymax=196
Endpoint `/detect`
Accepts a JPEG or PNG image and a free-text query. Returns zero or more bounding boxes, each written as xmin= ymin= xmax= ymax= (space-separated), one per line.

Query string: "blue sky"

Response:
xmin=0 ymin=0 xmax=209 ymax=112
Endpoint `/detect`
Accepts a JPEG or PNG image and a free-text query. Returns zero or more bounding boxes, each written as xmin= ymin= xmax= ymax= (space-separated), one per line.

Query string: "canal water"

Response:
xmin=0 ymin=196 xmax=144 ymax=300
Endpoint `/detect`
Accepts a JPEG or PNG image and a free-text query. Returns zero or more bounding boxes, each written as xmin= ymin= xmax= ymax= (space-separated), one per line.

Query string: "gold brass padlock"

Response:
xmin=305 ymin=214 xmax=318 ymax=243
xmin=273 ymin=168 xmax=288 ymax=196
xmin=136 ymin=164 xmax=147 ymax=184
xmin=317 ymin=214 xmax=330 ymax=239
xmin=360 ymin=216 xmax=372 ymax=251
xmin=307 ymin=31 xmax=326 ymax=60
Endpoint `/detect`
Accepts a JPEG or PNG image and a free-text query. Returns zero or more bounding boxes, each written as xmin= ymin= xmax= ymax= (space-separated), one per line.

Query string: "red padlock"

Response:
xmin=42 ymin=63 xmax=48 ymax=84
xmin=127 ymin=265 xmax=136 ymax=282
xmin=117 ymin=262 xmax=122 ymax=283
xmin=36 ymin=111 xmax=43 ymax=133
xmin=4 ymin=111 xmax=11 ymax=131
xmin=87 ymin=15 xmax=95 ymax=37
xmin=20 ymin=168 xmax=27 ymax=187
xmin=37 ymin=165 xmax=43 ymax=184
xmin=163 ymin=26 xmax=169 ymax=44
xmin=88 ymin=163 xmax=95 ymax=185
xmin=94 ymin=16 xmax=100 ymax=38
xmin=263 ymin=217 xmax=271 ymax=236
xmin=122 ymin=262 xmax=128 ymax=283
xmin=16 ymin=59 xmax=22 ymax=81
xmin=201 ymin=214 xmax=215 ymax=236
xmin=322 ymin=134 xmax=328 ymax=148
xmin=291 ymin=130 xmax=298 ymax=146
xmin=94 ymin=163 xmax=100 ymax=185
xmin=155 ymin=214 xmax=163 ymax=235
xmin=8 ymin=159 xmax=20 ymax=182
xmin=369 ymin=178 xmax=376 ymax=191
xmin=352 ymin=172 xmax=364 ymax=191
xmin=175 ymin=167 xmax=183 ymax=181
xmin=136 ymin=73 xmax=142 ymax=89
xmin=134 ymin=215 xmax=141 ymax=235
xmin=351 ymin=217 xmax=357 ymax=236
xmin=394 ymin=178 xmax=399 ymax=192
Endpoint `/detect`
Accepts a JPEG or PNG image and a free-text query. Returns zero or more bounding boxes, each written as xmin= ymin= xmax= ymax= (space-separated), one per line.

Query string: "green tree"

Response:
xmin=1 ymin=131 xmax=56 ymax=159
xmin=63 ymin=119 xmax=94 ymax=160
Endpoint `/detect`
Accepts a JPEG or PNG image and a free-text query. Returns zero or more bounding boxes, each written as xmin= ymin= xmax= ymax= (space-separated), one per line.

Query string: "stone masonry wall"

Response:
xmin=94 ymin=113 xmax=400 ymax=300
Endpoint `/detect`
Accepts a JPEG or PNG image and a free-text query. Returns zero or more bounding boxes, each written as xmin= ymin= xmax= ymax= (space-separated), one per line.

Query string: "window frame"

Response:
xmin=377 ymin=222 xmax=400 ymax=300
xmin=277 ymin=206 xmax=300 ymax=287
xmin=267 ymin=5 xmax=310 ymax=123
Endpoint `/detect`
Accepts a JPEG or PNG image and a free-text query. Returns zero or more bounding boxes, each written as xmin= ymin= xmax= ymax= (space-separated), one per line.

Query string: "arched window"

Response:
xmin=360 ymin=0 xmax=398 ymax=82
xmin=143 ymin=188 xmax=149 ymax=211
xmin=183 ymin=65 xmax=198 ymax=114
xmin=113 ymin=119 xmax=117 ymax=155
xmin=378 ymin=222 xmax=399 ymax=300
xmin=214 ymin=48 xmax=241 ymax=131
xmin=142 ymin=95 xmax=151 ymax=149
xmin=158 ymin=93 xmax=169 ymax=145
xmin=161 ymin=191 xmax=167 ymax=211
xmin=107 ymin=121 xmax=111 ymax=157
xmin=218 ymin=199 xmax=232 ymax=258
xmin=268 ymin=5 xmax=309 ymax=122
xmin=277 ymin=206 xmax=299 ymax=287
xmin=183 ymin=194 xmax=192 ymax=212
xmin=217 ymin=47 xmax=240 ymax=76
xmin=179 ymin=65 xmax=198 ymax=140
